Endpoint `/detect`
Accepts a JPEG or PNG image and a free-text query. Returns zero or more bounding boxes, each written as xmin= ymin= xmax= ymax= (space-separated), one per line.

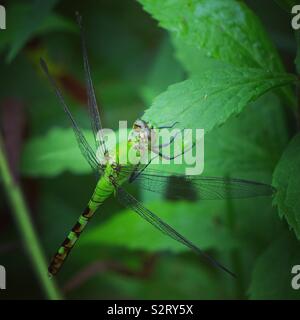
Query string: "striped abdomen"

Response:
xmin=48 ymin=177 xmax=114 ymax=276
xmin=48 ymin=206 xmax=95 ymax=276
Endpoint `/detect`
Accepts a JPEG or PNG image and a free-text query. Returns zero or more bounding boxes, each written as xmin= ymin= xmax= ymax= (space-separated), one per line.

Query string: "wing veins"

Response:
xmin=76 ymin=13 xmax=107 ymax=156
xmin=116 ymin=186 xmax=235 ymax=277
xmin=40 ymin=58 xmax=100 ymax=172
xmin=129 ymin=170 xmax=275 ymax=200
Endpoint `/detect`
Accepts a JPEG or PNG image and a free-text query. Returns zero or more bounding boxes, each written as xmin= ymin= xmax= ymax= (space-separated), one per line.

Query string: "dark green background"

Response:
xmin=0 ymin=0 xmax=300 ymax=300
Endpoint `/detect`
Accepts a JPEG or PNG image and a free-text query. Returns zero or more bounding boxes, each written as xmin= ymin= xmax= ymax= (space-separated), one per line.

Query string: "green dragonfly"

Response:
xmin=40 ymin=14 xmax=275 ymax=279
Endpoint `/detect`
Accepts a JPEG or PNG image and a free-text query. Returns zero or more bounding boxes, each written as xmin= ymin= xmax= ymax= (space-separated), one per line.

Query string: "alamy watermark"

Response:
xmin=0 ymin=5 xmax=6 ymax=30
xmin=291 ymin=265 xmax=300 ymax=290
xmin=0 ymin=265 xmax=6 ymax=289
xmin=95 ymin=120 xmax=204 ymax=175
xmin=291 ymin=5 xmax=300 ymax=30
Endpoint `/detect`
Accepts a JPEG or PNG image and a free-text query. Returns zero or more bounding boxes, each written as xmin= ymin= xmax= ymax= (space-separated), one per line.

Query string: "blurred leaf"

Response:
xmin=21 ymin=127 xmax=132 ymax=177
xmin=5 ymin=0 xmax=60 ymax=63
xmin=234 ymin=198 xmax=285 ymax=255
xmin=0 ymin=55 xmax=47 ymax=101
xmin=68 ymin=254 xmax=231 ymax=299
xmin=1 ymin=9 xmax=76 ymax=48
xmin=274 ymin=0 xmax=298 ymax=12
xmin=142 ymin=64 xmax=295 ymax=131
xmin=273 ymin=133 xmax=300 ymax=239
xmin=249 ymin=231 xmax=300 ymax=299
xmin=35 ymin=12 xmax=77 ymax=35
xmin=81 ymin=201 xmax=237 ymax=253
xmin=21 ymin=127 xmax=93 ymax=176
xmin=37 ymin=173 xmax=97 ymax=253
xmin=138 ymin=0 xmax=285 ymax=72
xmin=194 ymin=92 xmax=289 ymax=291
xmin=295 ymin=30 xmax=300 ymax=74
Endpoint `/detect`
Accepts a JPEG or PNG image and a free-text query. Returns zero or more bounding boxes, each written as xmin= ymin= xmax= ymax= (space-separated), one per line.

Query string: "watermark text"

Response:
xmin=95 ymin=120 xmax=204 ymax=175
xmin=0 ymin=265 xmax=6 ymax=289
xmin=0 ymin=5 xmax=6 ymax=30
xmin=291 ymin=265 xmax=300 ymax=290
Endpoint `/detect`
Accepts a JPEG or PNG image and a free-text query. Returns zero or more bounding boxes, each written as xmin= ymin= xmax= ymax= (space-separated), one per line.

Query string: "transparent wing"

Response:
xmin=116 ymin=186 xmax=235 ymax=278
xmin=40 ymin=58 xmax=100 ymax=172
xmin=76 ymin=13 xmax=107 ymax=157
xmin=128 ymin=168 xmax=275 ymax=200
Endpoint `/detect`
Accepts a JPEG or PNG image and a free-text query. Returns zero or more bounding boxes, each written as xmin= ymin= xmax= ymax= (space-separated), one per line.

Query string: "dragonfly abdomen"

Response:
xmin=48 ymin=206 xmax=95 ymax=276
xmin=48 ymin=178 xmax=116 ymax=276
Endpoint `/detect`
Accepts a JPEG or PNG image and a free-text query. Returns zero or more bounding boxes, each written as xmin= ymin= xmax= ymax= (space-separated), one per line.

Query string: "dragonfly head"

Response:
xmin=129 ymin=119 xmax=155 ymax=154
xmin=132 ymin=119 xmax=151 ymax=142
xmin=133 ymin=119 xmax=148 ymax=130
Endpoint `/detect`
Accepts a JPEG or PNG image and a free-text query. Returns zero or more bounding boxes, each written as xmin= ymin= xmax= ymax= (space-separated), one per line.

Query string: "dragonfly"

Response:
xmin=40 ymin=13 xmax=275 ymax=279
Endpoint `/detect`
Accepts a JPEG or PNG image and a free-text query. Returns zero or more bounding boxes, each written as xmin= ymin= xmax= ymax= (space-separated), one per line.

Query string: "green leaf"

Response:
xmin=172 ymin=38 xmax=225 ymax=75
xmin=5 ymin=0 xmax=60 ymax=63
xmin=249 ymin=231 xmax=300 ymax=299
xmin=139 ymin=0 xmax=295 ymax=106
xmin=0 ymin=3 xmax=76 ymax=64
xmin=142 ymin=65 xmax=296 ymax=132
xmin=21 ymin=127 xmax=131 ymax=177
xmin=204 ymin=92 xmax=289 ymax=180
xmin=141 ymin=92 xmax=288 ymax=203
xmin=21 ymin=127 xmax=93 ymax=176
xmin=140 ymin=36 xmax=185 ymax=105
xmin=81 ymin=201 xmax=237 ymax=253
xmin=273 ymin=133 xmax=300 ymax=239
xmin=139 ymin=0 xmax=285 ymax=72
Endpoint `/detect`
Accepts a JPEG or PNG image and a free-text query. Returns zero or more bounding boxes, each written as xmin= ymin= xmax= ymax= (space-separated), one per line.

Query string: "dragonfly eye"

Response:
xmin=133 ymin=124 xmax=141 ymax=130
xmin=133 ymin=119 xmax=148 ymax=131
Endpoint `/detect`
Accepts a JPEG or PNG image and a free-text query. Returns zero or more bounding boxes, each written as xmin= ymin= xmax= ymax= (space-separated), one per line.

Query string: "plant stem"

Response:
xmin=0 ymin=135 xmax=62 ymax=300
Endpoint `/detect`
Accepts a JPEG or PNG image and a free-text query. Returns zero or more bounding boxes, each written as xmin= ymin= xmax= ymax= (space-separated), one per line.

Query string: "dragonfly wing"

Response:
xmin=116 ymin=186 xmax=235 ymax=277
xmin=76 ymin=13 xmax=108 ymax=157
xmin=129 ymin=169 xmax=275 ymax=200
xmin=40 ymin=58 xmax=100 ymax=172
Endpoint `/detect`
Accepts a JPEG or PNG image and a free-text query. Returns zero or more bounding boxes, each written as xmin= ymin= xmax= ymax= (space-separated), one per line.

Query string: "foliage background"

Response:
xmin=0 ymin=0 xmax=300 ymax=299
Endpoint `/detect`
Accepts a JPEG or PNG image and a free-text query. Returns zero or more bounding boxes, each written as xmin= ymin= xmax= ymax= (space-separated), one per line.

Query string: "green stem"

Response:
xmin=0 ymin=135 xmax=62 ymax=300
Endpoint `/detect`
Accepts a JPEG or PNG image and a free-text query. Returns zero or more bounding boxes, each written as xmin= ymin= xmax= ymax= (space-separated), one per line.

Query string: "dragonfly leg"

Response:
xmin=151 ymin=148 xmax=181 ymax=160
xmin=157 ymin=121 xmax=179 ymax=129
xmin=149 ymin=129 xmax=181 ymax=157
xmin=152 ymin=141 xmax=195 ymax=160
xmin=129 ymin=155 xmax=159 ymax=182
xmin=158 ymin=130 xmax=181 ymax=148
